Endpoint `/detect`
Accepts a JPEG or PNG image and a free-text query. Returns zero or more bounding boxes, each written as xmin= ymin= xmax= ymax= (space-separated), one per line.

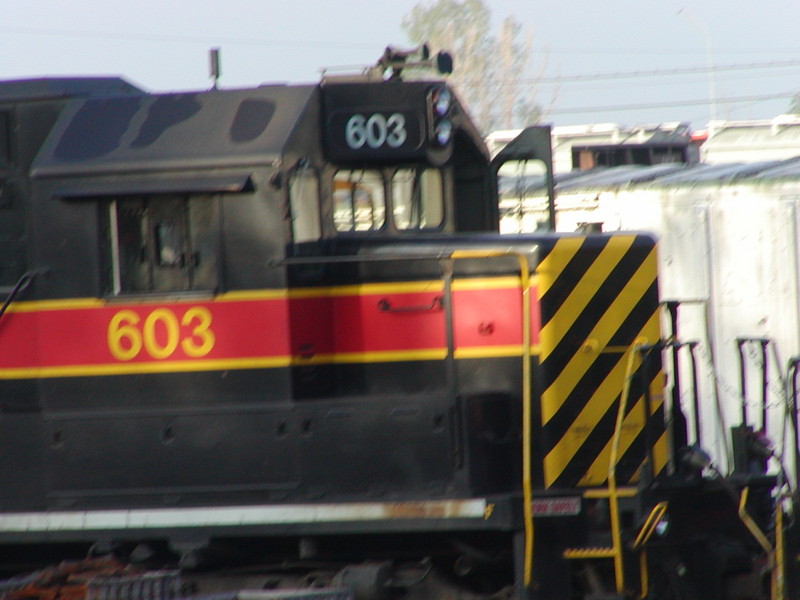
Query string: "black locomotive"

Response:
xmin=0 ymin=46 xmax=790 ymax=600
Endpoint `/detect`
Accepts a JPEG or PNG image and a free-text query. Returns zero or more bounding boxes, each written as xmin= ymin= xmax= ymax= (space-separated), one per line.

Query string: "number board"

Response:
xmin=325 ymin=110 xmax=424 ymax=162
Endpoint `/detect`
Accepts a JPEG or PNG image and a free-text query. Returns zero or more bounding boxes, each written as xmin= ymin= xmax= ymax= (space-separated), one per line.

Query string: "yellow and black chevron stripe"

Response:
xmin=535 ymin=234 xmax=668 ymax=489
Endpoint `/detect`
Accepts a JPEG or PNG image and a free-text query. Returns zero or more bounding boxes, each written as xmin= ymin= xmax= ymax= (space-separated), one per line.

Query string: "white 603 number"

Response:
xmin=345 ymin=113 xmax=407 ymax=150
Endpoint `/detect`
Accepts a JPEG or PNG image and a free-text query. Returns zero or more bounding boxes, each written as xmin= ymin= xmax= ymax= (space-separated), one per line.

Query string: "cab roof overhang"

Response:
xmin=31 ymin=84 xmax=317 ymax=181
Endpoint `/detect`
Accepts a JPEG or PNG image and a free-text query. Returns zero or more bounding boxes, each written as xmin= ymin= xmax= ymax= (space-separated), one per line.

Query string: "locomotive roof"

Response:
xmin=564 ymin=156 xmax=800 ymax=186
xmin=503 ymin=155 xmax=800 ymax=196
xmin=0 ymin=77 xmax=144 ymax=102
xmin=31 ymin=84 xmax=317 ymax=179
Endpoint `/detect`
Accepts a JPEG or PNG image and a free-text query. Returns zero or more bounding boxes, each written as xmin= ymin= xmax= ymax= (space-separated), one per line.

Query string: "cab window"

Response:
xmin=105 ymin=195 xmax=219 ymax=295
xmin=289 ymin=166 xmax=321 ymax=243
xmin=392 ymin=168 xmax=443 ymax=230
xmin=333 ymin=170 xmax=385 ymax=232
xmin=497 ymin=159 xmax=549 ymax=233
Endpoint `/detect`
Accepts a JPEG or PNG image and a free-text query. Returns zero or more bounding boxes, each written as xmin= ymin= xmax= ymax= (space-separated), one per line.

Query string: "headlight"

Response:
xmin=428 ymin=86 xmax=454 ymax=148
xmin=435 ymin=120 xmax=453 ymax=145
xmin=433 ymin=88 xmax=452 ymax=116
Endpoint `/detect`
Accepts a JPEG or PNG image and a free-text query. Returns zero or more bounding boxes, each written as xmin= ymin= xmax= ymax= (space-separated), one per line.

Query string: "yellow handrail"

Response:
xmin=774 ymin=496 xmax=784 ymax=600
xmin=738 ymin=488 xmax=773 ymax=555
xmin=449 ymin=250 xmax=533 ymax=586
xmin=606 ymin=342 xmax=645 ymax=593
xmin=737 ymin=488 xmax=781 ymax=598
xmin=632 ymin=501 xmax=668 ymax=550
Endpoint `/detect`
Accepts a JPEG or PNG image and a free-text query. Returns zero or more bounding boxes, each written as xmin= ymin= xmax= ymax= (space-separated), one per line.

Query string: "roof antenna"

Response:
xmin=209 ymin=47 xmax=221 ymax=90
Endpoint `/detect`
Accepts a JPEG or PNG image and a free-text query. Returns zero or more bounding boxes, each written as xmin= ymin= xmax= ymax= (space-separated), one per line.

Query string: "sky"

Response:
xmin=1 ymin=0 xmax=798 ymax=131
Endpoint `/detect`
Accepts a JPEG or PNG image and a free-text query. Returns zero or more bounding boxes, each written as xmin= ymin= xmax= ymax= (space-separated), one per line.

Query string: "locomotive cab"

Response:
xmin=0 ymin=54 xmax=555 ymax=525
xmin=313 ymin=77 xmax=496 ymax=239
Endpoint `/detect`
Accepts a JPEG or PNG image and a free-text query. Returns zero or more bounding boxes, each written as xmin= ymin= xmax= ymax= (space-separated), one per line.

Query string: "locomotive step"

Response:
xmin=562 ymin=547 xmax=617 ymax=559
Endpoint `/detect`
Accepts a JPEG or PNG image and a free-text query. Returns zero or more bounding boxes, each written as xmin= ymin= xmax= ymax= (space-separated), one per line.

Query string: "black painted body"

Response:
xmin=0 ymin=77 xmax=523 ymax=521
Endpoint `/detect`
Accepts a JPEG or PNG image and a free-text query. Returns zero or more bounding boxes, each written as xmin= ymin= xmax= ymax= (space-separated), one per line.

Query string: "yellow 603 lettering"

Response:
xmin=107 ymin=306 xmax=215 ymax=361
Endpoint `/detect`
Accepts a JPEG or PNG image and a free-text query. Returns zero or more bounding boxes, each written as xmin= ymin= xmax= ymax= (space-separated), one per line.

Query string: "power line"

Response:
xmin=4 ymin=26 xmax=798 ymax=73
xmin=536 ymin=59 xmax=800 ymax=84
xmin=4 ymin=23 xmax=798 ymax=120
xmin=539 ymin=47 xmax=800 ymax=56
xmin=549 ymin=90 xmax=796 ymax=116
xmin=0 ymin=26 xmax=379 ymax=50
xmin=459 ymin=60 xmax=800 ymax=96
xmin=4 ymin=25 xmax=799 ymax=86
xmin=8 ymin=24 xmax=791 ymax=57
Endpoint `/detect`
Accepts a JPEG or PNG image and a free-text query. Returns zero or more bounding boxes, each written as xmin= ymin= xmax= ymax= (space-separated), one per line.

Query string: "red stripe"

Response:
xmin=289 ymin=292 xmax=445 ymax=356
xmin=0 ymin=286 xmax=541 ymax=373
xmin=2 ymin=300 xmax=290 ymax=367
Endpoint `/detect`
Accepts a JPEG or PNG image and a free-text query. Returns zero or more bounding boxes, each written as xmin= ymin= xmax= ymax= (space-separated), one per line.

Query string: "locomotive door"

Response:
xmin=447 ymin=250 xmax=537 ymax=587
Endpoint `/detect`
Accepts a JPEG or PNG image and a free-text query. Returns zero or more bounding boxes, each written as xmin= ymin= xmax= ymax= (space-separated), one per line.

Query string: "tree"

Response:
xmin=402 ymin=0 xmax=544 ymax=134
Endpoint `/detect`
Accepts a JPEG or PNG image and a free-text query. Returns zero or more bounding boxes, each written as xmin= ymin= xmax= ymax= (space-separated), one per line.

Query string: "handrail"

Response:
xmin=377 ymin=296 xmax=442 ymax=313
xmin=736 ymin=337 xmax=771 ymax=431
xmin=608 ymin=341 xmax=646 ymax=593
xmin=774 ymin=494 xmax=785 ymax=600
xmin=787 ymin=357 xmax=800 ymax=488
xmin=685 ymin=341 xmax=701 ymax=445
xmin=633 ymin=501 xmax=669 ymax=600
xmin=0 ymin=269 xmax=48 ymax=323
xmin=632 ymin=501 xmax=668 ymax=550
xmin=737 ymin=488 xmax=773 ymax=555
xmin=659 ymin=339 xmax=702 ymax=448
xmin=737 ymin=487 xmax=782 ymax=600
xmin=449 ymin=249 xmax=534 ymax=587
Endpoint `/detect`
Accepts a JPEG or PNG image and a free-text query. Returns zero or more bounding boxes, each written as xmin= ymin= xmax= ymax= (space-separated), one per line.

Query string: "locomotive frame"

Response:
xmin=0 ymin=46 xmax=791 ymax=600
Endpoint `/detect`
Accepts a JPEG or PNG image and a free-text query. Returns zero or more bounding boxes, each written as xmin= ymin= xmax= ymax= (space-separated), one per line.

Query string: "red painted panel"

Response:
xmin=452 ymin=286 xmax=540 ymax=350
xmin=0 ymin=281 xmax=541 ymax=376
xmin=288 ymin=292 xmax=446 ymax=357
xmin=1 ymin=298 xmax=292 ymax=369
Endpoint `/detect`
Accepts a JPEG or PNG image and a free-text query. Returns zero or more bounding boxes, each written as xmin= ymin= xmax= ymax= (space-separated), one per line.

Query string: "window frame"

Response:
xmin=391 ymin=166 xmax=445 ymax=231
xmin=103 ymin=193 xmax=221 ymax=297
xmin=288 ymin=163 xmax=322 ymax=244
xmin=332 ymin=168 xmax=387 ymax=233
xmin=330 ymin=165 xmax=446 ymax=235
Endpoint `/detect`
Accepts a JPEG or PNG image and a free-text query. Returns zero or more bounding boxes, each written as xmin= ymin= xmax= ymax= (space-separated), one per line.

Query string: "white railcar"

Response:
xmin=501 ymin=159 xmax=800 ymax=476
